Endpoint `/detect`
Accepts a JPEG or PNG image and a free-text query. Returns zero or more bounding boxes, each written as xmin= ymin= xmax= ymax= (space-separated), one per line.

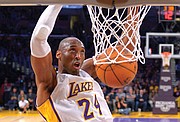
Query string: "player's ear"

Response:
xmin=56 ymin=50 xmax=61 ymax=60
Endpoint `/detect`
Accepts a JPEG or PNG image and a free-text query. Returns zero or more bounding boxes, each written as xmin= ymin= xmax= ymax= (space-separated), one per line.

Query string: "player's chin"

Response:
xmin=73 ymin=65 xmax=81 ymax=70
xmin=71 ymin=68 xmax=80 ymax=75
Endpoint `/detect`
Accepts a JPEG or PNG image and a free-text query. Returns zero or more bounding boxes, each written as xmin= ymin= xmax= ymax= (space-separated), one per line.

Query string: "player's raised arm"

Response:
xmin=30 ymin=5 xmax=62 ymax=105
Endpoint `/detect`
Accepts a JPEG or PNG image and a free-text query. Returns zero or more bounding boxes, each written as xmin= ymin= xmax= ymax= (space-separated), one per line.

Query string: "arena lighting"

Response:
xmin=63 ymin=5 xmax=83 ymax=9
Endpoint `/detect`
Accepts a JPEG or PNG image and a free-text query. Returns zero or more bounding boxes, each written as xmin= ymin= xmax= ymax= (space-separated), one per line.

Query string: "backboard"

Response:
xmin=145 ymin=32 xmax=180 ymax=59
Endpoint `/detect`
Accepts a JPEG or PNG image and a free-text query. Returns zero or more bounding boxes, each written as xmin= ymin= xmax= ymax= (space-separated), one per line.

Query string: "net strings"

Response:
xmin=87 ymin=5 xmax=151 ymax=64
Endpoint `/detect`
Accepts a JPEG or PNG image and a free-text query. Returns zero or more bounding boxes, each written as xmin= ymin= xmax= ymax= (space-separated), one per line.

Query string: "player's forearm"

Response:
xmin=121 ymin=7 xmax=139 ymax=51
xmin=33 ymin=5 xmax=62 ymax=39
xmin=82 ymin=58 xmax=97 ymax=79
xmin=30 ymin=5 xmax=62 ymax=58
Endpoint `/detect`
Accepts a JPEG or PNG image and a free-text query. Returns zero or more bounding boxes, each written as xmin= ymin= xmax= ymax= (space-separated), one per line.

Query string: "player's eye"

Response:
xmin=81 ymin=49 xmax=85 ymax=53
xmin=69 ymin=48 xmax=76 ymax=53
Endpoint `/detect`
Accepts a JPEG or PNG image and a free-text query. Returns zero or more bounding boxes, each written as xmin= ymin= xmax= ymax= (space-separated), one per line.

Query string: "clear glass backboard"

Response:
xmin=145 ymin=32 xmax=180 ymax=59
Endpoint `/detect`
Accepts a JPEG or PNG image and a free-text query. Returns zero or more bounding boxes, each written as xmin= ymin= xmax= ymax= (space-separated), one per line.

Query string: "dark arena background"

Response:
xmin=0 ymin=4 xmax=180 ymax=122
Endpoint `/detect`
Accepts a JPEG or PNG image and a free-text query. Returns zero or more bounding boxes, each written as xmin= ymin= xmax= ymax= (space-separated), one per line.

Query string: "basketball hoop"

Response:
xmin=161 ymin=52 xmax=171 ymax=68
xmin=87 ymin=5 xmax=151 ymax=64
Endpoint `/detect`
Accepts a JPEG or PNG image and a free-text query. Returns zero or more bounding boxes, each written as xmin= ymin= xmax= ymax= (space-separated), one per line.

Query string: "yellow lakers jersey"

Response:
xmin=37 ymin=70 xmax=113 ymax=122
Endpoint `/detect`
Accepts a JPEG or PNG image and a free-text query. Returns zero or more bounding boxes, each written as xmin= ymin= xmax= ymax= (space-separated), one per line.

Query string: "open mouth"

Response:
xmin=73 ymin=62 xmax=81 ymax=69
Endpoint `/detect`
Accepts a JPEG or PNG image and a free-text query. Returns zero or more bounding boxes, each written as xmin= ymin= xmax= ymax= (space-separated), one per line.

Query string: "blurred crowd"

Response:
xmin=0 ymin=6 xmax=179 ymax=114
xmin=0 ymin=74 xmax=36 ymax=113
xmin=0 ymin=69 xmax=179 ymax=114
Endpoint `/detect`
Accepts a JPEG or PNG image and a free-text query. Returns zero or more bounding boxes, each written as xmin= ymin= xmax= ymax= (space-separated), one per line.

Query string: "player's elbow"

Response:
xmin=33 ymin=25 xmax=50 ymax=41
xmin=36 ymin=79 xmax=49 ymax=90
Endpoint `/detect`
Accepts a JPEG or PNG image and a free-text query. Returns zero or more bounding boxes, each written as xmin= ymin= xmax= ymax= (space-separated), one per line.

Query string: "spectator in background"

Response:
xmin=174 ymin=86 xmax=180 ymax=109
xmin=22 ymin=81 xmax=27 ymax=94
xmin=18 ymin=96 xmax=29 ymax=113
xmin=14 ymin=76 xmax=23 ymax=89
xmin=116 ymin=88 xmax=126 ymax=99
xmin=126 ymin=87 xmax=136 ymax=111
xmin=7 ymin=87 xmax=18 ymax=110
xmin=102 ymin=86 xmax=108 ymax=97
xmin=115 ymin=96 xmax=131 ymax=115
xmin=27 ymin=79 xmax=33 ymax=90
xmin=0 ymin=77 xmax=12 ymax=106
xmin=174 ymin=86 xmax=180 ymax=97
xmin=135 ymin=89 xmax=148 ymax=112
xmin=18 ymin=90 xmax=27 ymax=102
xmin=15 ymin=75 xmax=27 ymax=92
xmin=31 ymin=80 xmax=37 ymax=93
xmin=149 ymin=80 xmax=159 ymax=93
xmin=107 ymin=88 xmax=116 ymax=101
xmin=133 ymin=81 xmax=142 ymax=90
xmin=27 ymin=88 xmax=36 ymax=110
xmin=105 ymin=95 xmax=114 ymax=113
xmin=134 ymin=88 xmax=140 ymax=96
xmin=148 ymin=89 xmax=157 ymax=110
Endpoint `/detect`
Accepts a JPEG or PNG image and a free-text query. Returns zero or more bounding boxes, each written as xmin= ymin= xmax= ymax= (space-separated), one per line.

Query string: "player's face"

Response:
xmin=58 ymin=39 xmax=85 ymax=75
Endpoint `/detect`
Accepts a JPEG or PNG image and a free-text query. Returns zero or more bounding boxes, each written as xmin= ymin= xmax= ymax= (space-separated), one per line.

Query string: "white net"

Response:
xmin=161 ymin=52 xmax=172 ymax=67
xmin=87 ymin=5 xmax=151 ymax=64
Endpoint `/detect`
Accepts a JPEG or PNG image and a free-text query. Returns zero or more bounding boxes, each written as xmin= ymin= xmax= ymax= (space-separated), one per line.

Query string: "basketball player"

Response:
xmin=30 ymin=5 xmax=113 ymax=122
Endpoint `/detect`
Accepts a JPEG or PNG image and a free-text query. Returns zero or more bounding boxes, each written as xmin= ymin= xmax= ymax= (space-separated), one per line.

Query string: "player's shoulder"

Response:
xmin=80 ymin=69 xmax=92 ymax=78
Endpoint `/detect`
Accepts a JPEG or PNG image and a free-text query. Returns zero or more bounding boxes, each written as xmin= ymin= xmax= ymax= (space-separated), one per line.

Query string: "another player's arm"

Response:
xmin=30 ymin=5 xmax=62 ymax=105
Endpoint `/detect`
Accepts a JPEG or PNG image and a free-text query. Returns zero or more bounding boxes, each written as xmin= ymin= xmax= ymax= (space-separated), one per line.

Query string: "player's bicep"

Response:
xmin=31 ymin=52 xmax=54 ymax=85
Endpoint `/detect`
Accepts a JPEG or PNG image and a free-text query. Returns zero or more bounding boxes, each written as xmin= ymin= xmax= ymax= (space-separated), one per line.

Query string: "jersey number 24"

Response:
xmin=77 ymin=94 xmax=102 ymax=120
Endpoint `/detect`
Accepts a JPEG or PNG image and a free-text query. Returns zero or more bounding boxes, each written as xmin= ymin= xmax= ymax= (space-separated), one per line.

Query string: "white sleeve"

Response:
xmin=25 ymin=100 xmax=29 ymax=104
xmin=30 ymin=5 xmax=63 ymax=58
xmin=18 ymin=101 xmax=22 ymax=107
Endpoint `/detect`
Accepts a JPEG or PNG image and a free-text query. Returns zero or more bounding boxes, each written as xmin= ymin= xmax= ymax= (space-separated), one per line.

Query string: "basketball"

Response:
xmin=95 ymin=46 xmax=138 ymax=88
